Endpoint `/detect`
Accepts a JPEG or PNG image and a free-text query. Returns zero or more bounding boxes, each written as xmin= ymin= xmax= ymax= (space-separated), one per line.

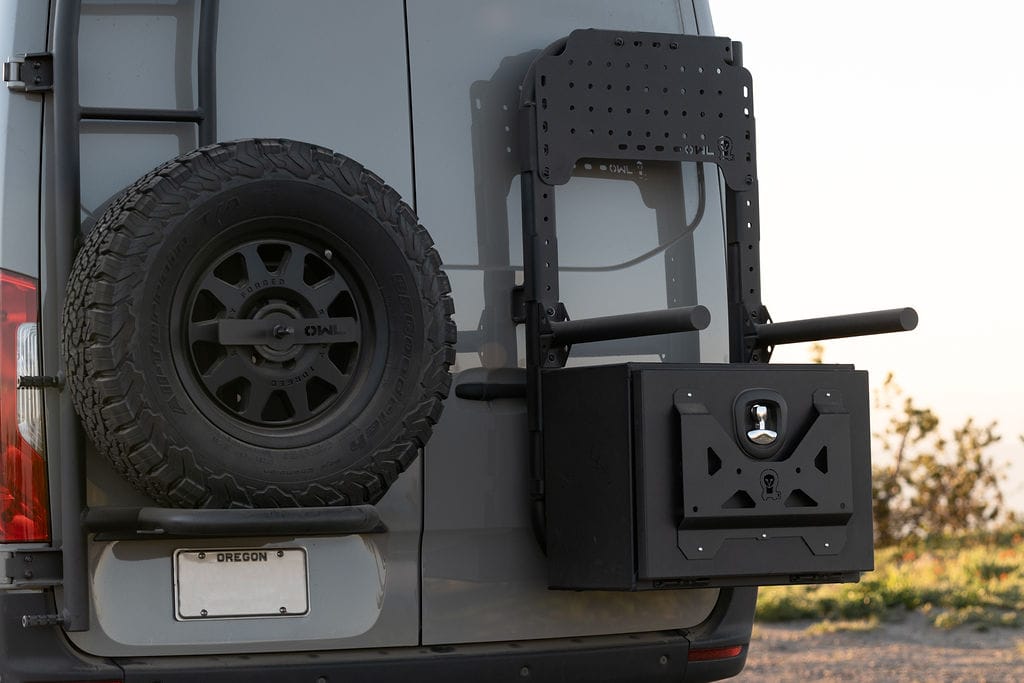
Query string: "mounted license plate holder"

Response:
xmin=173 ymin=547 xmax=309 ymax=620
xmin=543 ymin=363 xmax=873 ymax=590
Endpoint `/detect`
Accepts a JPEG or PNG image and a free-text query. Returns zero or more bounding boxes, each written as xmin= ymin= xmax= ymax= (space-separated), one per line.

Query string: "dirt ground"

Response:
xmin=735 ymin=612 xmax=1024 ymax=682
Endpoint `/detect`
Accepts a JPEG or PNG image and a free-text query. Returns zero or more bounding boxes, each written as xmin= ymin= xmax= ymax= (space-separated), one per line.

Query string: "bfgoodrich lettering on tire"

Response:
xmin=64 ymin=139 xmax=455 ymax=508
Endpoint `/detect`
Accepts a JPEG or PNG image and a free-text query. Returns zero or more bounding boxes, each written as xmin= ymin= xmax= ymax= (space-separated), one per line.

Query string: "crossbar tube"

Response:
xmin=80 ymin=106 xmax=204 ymax=123
xmin=83 ymin=505 xmax=385 ymax=538
xmin=755 ymin=307 xmax=918 ymax=347
xmin=545 ymin=305 xmax=710 ymax=347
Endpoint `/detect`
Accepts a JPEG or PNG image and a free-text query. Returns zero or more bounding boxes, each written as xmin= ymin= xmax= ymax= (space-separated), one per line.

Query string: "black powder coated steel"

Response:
xmin=516 ymin=30 xmax=767 ymax=553
xmin=516 ymin=30 xmax=912 ymax=580
xmin=46 ymin=0 xmax=221 ymax=631
xmin=518 ymin=30 xmax=765 ymax=368
xmin=543 ymin=364 xmax=873 ymax=589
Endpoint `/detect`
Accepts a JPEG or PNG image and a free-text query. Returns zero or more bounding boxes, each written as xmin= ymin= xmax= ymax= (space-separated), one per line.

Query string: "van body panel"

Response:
xmin=0 ymin=0 xmax=48 ymax=277
xmin=65 ymin=0 xmax=424 ymax=655
xmin=408 ymin=0 xmax=727 ymax=643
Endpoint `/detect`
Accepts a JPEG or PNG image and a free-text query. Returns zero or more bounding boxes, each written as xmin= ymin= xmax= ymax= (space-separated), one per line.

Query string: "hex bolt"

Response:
xmin=614 ymin=37 xmax=624 ymax=46
xmin=520 ymin=666 xmax=531 ymax=678
xmin=273 ymin=325 xmax=294 ymax=339
xmin=324 ymin=249 xmax=333 ymax=259
xmin=659 ymin=655 xmax=669 ymax=665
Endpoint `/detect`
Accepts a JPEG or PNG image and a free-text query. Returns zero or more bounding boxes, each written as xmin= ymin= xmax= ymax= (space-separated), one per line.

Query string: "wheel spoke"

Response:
xmin=188 ymin=319 xmax=220 ymax=344
xmin=305 ymin=275 xmax=351 ymax=314
xmin=241 ymin=382 xmax=273 ymax=422
xmin=200 ymin=277 xmax=244 ymax=309
xmin=283 ymin=384 xmax=313 ymax=422
xmin=202 ymin=353 xmax=249 ymax=390
xmin=312 ymin=358 xmax=351 ymax=392
xmin=239 ymin=243 xmax=274 ymax=285
xmin=276 ymin=243 xmax=313 ymax=287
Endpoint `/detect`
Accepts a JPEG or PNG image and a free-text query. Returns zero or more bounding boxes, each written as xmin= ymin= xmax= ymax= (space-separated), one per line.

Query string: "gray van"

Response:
xmin=0 ymin=1 xmax=915 ymax=681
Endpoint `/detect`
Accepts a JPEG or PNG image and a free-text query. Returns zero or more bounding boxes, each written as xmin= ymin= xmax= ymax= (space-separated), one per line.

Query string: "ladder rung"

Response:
xmin=80 ymin=106 xmax=203 ymax=123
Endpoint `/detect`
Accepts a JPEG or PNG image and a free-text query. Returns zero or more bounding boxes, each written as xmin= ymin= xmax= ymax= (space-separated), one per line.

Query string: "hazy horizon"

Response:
xmin=710 ymin=0 xmax=1024 ymax=511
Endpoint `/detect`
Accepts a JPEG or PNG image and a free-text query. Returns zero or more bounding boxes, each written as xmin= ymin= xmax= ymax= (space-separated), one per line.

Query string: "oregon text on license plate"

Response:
xmin=173 ymin=547 xmax=309 ymax=620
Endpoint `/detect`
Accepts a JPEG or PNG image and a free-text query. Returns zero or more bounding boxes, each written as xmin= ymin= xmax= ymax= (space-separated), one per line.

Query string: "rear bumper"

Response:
xmin=0 ymin=588 xmax=755 ymax=683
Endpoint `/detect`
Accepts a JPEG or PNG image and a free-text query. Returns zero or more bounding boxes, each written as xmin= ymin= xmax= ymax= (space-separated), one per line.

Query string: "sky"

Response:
xmin=709 ymin=1 xmax=1024 ymax=510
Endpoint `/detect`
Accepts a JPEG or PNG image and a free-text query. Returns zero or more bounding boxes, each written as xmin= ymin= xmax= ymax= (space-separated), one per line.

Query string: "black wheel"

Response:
xmin=64 ymin=139 xmax=455 ymax=508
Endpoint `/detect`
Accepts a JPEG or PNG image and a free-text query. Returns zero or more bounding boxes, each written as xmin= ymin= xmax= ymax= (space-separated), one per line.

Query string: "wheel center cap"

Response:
xmin=252 ymin=303 xmax=303 ymax=362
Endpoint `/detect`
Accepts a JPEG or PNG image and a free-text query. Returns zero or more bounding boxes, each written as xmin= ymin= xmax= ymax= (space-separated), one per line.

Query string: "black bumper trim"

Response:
xmin=119 ymin=631 xmax=691 ymax=683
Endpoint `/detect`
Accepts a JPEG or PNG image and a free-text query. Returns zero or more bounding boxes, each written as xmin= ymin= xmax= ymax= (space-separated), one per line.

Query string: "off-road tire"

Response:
xmin=64 ymin=138 xmax=455 ymax=508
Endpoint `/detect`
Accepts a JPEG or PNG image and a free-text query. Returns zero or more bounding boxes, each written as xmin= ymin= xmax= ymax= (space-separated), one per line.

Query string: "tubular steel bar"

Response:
xmin=83 ymin=505 xmax=386 ymax=539
xmin=49 ymin=0 xmax=219 ymax=632
xmin=754 ymin=307 xmax=918 ymax=348
xmin=80 ymin=106 xmax=203 ymax=122
xmin=52 ymin=0 xmax=87 ymax=633
xmin=196 ymin=0 xmax=218 ymax=145
xmin=545 ymin=305 xmax=710 ymax=348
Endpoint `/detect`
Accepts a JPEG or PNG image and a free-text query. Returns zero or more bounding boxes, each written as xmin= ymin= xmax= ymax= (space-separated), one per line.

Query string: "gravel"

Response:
xmin=736 ymin=612 xmax=1024 ymax=682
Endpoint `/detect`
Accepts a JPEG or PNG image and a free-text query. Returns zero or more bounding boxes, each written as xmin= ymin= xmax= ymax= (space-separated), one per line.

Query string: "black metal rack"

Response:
xmin=44 ymin=0 xmax=222 ymax=633
xmin=515 ymin=31 xmax=760 ymax=548
xmin=516 ymin=30 xmax=917 ymax=551
xmin=41 ymin=0 xmax=381 ymax=633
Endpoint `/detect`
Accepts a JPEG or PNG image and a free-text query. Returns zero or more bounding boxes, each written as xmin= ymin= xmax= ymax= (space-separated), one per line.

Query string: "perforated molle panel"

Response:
xmin=523 ymin=30 xmax=756 ymax=190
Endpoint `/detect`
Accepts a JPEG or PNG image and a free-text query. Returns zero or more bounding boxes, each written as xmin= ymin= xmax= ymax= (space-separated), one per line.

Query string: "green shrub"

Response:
xmin=756 ymin=528 xmax=1024 ymax=629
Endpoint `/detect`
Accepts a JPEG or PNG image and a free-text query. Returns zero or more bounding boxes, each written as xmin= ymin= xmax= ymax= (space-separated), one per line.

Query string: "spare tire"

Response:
xmin=64 ymin=139 xmax=455 ymax=508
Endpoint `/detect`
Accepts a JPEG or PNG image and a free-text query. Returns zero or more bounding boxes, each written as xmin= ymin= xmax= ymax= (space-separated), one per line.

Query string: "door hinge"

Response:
xmin=3 ymin=52 xmax=53 ymax=93
xmin=2 ymin=548 xmax=62 ymax=589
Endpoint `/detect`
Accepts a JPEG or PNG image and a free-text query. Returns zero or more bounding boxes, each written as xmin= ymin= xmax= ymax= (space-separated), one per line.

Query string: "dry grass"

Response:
xmin=756 ymin=527 xmax=1024 ymax=631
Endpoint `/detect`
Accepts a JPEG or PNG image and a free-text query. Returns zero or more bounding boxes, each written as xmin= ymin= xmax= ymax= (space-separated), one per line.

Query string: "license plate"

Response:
xmin=173 ymin=547 xmax=309 ymax=620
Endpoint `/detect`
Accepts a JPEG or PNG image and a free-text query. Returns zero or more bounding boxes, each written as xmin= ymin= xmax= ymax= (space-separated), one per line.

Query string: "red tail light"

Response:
xmin=688 ymin=644 xmax=744 ymax=662
xmin=0 ymin=269 xmax=49 ymax=542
